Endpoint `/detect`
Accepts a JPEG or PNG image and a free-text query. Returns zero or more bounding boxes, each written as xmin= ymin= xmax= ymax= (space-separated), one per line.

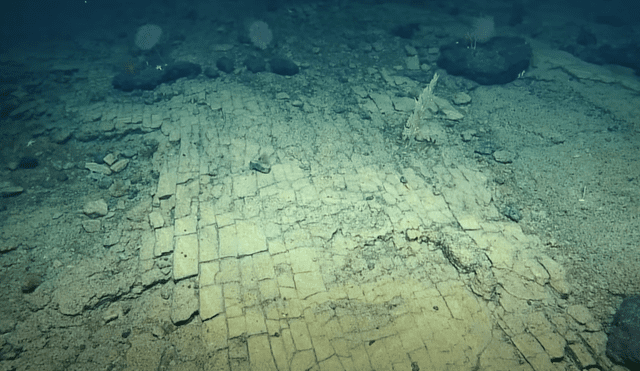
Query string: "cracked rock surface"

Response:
xmin=2 ymin=2 xmax=640 ymax=370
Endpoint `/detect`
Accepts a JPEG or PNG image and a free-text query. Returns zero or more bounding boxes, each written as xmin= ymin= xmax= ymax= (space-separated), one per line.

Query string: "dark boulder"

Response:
xmin=437 ymin=37 xmax=531 ymax=85
xmin=575 ymin=43 xmax=640 ymax=75
xmin=245 ymin=56 xmax=266 ymax=73
xmin=270 ymin=58 xmax=299 ymax=76
xmin=216 ymin=57 xmax=234 ymax=74
xmin=607 ymin=295 xmax=640 ymax=368
xmin=112 ymin=62 xmax=201 ymax=92
xmin=18 ymin=156 xmax=39 ymax=169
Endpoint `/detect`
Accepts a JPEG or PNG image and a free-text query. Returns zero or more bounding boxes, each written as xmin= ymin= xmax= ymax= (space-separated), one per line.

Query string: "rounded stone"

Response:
xmin=83 ymin=199 xmax=109 ymax=218
xmin=453 ymin=92 xmax=472 ymax=105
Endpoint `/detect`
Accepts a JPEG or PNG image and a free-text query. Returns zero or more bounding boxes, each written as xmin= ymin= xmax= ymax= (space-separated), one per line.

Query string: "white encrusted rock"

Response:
xmin=103 ymin=153 xmax=116 ymax=166
xmin=110 ymin=159 xmax=129 ymax=173
xmin=149 ymin=211 xmax=165 ymax=229
xmin=453 ymin=92 xmax=472 ymax=105
xmin=83 ymin=199 xmax=108 ymax=218
xmin=85 ymin=162 xmax=112 ymax=176
xmin=434 ymin=96 xmax=464 ymax=121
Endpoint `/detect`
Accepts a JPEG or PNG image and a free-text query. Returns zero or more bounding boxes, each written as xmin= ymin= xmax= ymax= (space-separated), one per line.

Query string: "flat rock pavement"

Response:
xmin=133 ymin=84 xmax=611 ymax=371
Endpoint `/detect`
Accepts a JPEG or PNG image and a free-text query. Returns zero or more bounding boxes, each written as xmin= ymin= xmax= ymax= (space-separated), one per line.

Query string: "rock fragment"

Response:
xmin=83 ymin=199 xmax=108 ymax=218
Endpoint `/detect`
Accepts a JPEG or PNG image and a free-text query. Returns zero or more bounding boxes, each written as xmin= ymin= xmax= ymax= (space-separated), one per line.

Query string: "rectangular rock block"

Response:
xmin=174 ymin=233 xmax=199 ymax=280
xmin=351 ymin=344 xmax=373 ymax=371
xmin=156 ymin=165 xmax=177 ymax=199
xmin=310 ymin=334 xmax=335 ymax=362
xmin=511 ymin=333 xmax=554 ymax=371
xmin=289 ymin=319 xmax=313 ymax=350
xmin=233 ymin=174 xmax=258 ymax=198
xmin=248 ymin=334 xmax=278 ymax=371
xmin=367 ymin=336 xmax=408 ymax=370
xmin=202 ymin=314 xmax=228 ymax=351
xmin=288 ymin=248 xmax=319 ymax=274
xmin=227 ymin=315 xmax=246 ymax=338
xmin=139 ymin=230 xmax=155 ymax=261
xmin=294 ymin=271 xmax=326 ymax=299
xmin=252 ymin=252 xmax=275 ymax=280
xmin=245 ymin=306 xmax=267 ymax=335
xmin=178 ymin=125 xmax=199 ymax=173
xmin=236 ymin=221 xmax=267 ymax=256
xmin=199 ymin=201 xmax=217 ymax=227
xmin=258 ymin=279 xmax=280 ymax=302
xmin=217 ymin=258 xmax=240 ymax=284
xmin=270 ymin=331 xmax=294 ymax=371
xmin=319 ymin=355 xmax=344 ymax=371
xmin=198 ymin=224 xmax=219 ymax=262
xmin=200 ymin=284 xmax=223 ymax=321
xmin=568 ymin=343 xmax=597 ymax=369
xmin=199 ymin=261 xmax=219 ymax=287
xmin=454 ymin=213 xmax=481 ymax=231
xmin=175 ymin=181 xmax=200 ymax=218
xmin=154 ymin=226 xmax=174 ymax=257
xmin=218 ymin=225 xmax=238 ymax=258
xmin=535 ymin=332 xmax=566 ymax=361
xmin=175 ymin=215 xmax=198 ymax=236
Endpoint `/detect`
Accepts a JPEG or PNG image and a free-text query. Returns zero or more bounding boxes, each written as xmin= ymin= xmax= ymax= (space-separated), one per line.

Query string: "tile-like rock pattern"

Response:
xmin=133 ymin=85 xmax=611 ymax=370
